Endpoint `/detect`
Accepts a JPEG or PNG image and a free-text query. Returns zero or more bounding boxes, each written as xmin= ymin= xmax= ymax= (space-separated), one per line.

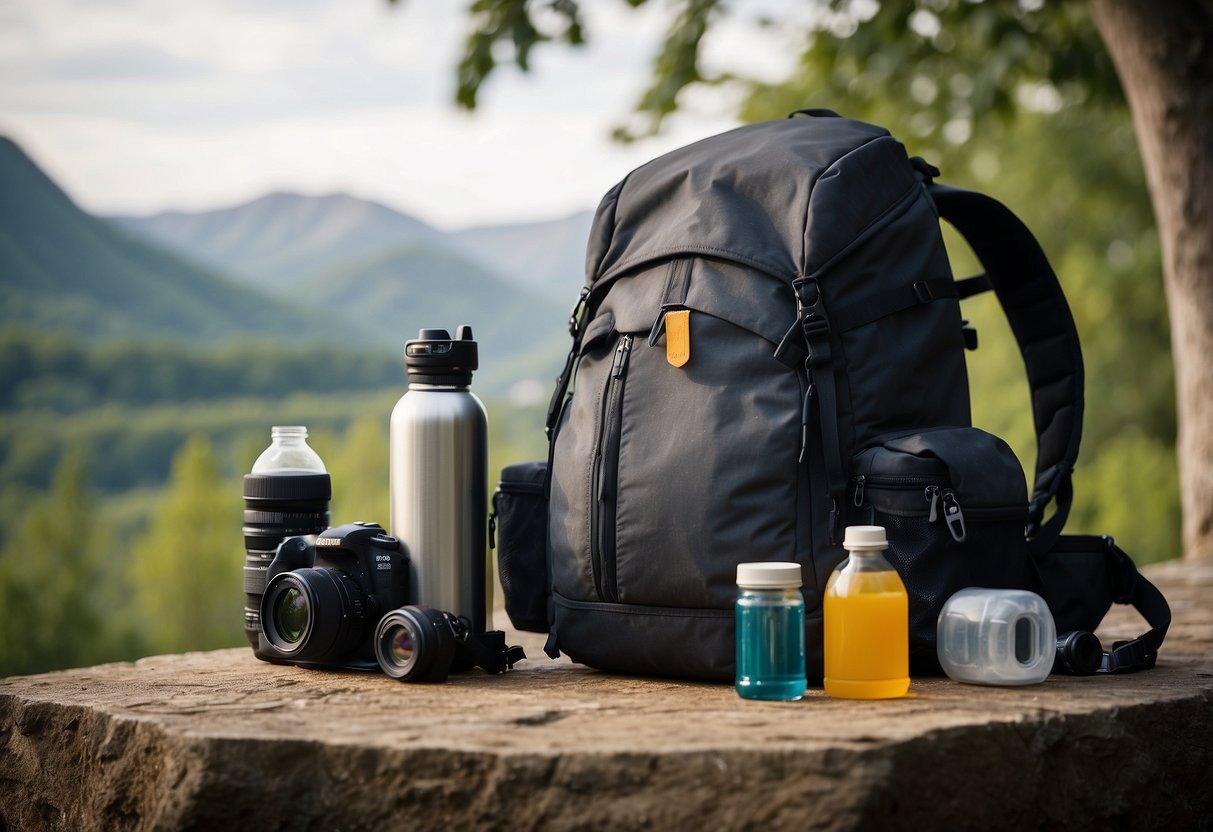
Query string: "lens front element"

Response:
xmin=275 ymin=587 xmax=309 ymax=644
xmin=387 ymin=626 xmax=415 ymax=667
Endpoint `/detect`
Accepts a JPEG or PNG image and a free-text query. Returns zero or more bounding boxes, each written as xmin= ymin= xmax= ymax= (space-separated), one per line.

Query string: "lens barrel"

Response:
xmin=242 ymin=472 xmax=330 ymax=650
xmin=260 ymin=567 xmax=367 ymax=662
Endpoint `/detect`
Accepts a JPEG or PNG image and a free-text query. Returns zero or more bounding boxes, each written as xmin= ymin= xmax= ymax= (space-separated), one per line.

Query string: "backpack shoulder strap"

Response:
xmin=926 ymin=182 xmax=1085 ymax=554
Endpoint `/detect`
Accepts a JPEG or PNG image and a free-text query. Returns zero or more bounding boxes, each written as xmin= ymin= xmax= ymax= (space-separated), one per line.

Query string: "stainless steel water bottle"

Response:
xmin=389 ymin=325 xmax=488 ymax=634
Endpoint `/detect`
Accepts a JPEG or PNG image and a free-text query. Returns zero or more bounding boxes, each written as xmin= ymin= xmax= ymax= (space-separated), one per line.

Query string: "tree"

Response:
xmin=129 ymin=435 xmax=244 ymax=654
xmin=445 ymin=0 xmax=1213 ymax=562
xmin=0 ymin=450 xmax=113 ymax=675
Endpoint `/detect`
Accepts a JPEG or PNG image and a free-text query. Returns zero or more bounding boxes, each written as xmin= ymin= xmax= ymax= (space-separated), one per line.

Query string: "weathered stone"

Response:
xmin=1 ymin=562 xmax=1210 ymax=831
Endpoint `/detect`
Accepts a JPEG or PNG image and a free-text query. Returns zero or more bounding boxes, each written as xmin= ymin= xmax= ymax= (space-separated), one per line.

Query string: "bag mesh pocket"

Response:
xmin=492 ymin=461 xmax=550 ymax=633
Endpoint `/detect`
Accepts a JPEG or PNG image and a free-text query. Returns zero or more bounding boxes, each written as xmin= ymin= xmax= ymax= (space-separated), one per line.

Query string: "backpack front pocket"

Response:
xmin=850 ymin=426 xmax=1030 ymax=671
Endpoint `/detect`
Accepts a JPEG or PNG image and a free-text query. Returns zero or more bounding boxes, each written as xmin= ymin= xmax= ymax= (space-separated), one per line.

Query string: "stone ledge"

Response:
xmin=1 ymin=562 xmax=1211 ymax=831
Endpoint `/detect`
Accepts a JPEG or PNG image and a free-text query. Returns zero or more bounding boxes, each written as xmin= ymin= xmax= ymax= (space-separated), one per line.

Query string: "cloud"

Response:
xmin=42 ymin=42 xmax=210 ymax=82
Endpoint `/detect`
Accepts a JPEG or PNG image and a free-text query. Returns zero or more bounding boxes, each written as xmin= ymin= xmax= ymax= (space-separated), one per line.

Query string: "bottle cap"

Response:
xmin=843 ymin=525 xmax=888 ymax=552
xmin=736 ymin=561 xmax=803 ymax=589
xmin=404 ymin=325 xmax=478 ymax=386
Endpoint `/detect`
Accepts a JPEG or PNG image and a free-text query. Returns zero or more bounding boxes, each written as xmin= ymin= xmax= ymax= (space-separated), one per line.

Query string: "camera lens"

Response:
xmin=242 ymin=473 xmax=330 ymax=651
xmin=261 ymin=568 xmax=366 ymax=663
xmin=374 ymin=606 xmax=458 ymax=683
xmin=274 ymin=587 xmax=309 ymax=645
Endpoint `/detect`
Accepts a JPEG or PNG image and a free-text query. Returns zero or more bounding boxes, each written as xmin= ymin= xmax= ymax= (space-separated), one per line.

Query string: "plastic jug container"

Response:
xmin=735 ymin=562 xmax=807 ymax=701
xmin=937 ymin=588 xmax=1056 ymax=685
xmin=823 ymin=525 xmax=910 ymax=699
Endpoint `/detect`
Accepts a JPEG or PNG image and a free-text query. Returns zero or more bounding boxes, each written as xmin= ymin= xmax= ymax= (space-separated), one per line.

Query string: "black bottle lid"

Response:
xmin=404 ymin=325 xmax=478 ymax=386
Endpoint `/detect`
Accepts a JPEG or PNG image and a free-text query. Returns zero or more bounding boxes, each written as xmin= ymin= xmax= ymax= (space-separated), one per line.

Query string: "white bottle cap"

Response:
xmin=736 ymin=562 xmax=803 ymax=589
xmin=843 ymin=525 xmax=888 ymax=552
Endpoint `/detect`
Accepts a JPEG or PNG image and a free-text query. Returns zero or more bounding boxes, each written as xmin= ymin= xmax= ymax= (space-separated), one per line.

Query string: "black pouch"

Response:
xmin=490 ymin=460 xmax=550 ymax=633
xmin=850 ymin=427 xmax=1030 ymax=672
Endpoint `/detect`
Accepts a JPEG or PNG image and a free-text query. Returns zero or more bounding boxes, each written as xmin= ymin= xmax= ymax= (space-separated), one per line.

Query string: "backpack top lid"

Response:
xmin=586 ymin=115 xmax=921 ymax=286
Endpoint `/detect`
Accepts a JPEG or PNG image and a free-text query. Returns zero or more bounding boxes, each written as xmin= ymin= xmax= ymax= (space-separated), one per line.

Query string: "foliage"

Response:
xmin=455 ymin=0 xmax=586 ymax=109
xmin=128 ymin=436 xmax=245 ymax=655
xmin=450 ymin=0 xmax=1122 ymax=143
xmin=0 ymin=330 xmax=403 ymax=414
xmin=0 ymin=451 xmax=131 ymax=676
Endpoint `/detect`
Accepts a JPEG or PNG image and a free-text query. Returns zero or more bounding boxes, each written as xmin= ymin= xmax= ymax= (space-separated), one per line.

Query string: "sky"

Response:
xmin=0 ymin=0 xmax=802 ymax=229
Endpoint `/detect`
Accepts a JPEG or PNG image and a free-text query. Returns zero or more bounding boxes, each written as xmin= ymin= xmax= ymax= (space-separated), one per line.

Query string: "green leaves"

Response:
xmin=614 ymin=0 xmax=722 ymax=141
xmin=457 ymin=0 xmax=588 ymax=109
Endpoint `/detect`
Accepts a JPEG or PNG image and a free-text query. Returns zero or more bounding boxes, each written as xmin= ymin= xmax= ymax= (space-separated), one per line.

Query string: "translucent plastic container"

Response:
xmin=735 ymin=562 xmax=807 ymax=701
xmin=937 ymin=588 xmax=1056 ymax=686
xmin=823 ymin=525 xmax=910 ymax=700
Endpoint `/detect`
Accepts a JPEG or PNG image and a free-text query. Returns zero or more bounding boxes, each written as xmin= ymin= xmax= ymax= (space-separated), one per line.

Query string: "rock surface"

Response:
xmin=2 ymin=562 xmax=1211 ymax=831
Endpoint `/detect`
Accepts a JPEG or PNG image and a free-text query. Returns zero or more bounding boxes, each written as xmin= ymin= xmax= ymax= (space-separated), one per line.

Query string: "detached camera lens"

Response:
xmin=375 ymin=606 xmax=457 ymax=683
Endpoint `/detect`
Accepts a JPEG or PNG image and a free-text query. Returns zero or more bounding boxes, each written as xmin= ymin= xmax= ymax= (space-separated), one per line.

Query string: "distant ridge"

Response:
xmin=450 ymin=211 xmax=593 ymax=292
xmin=0 ymin=136 xmax=341 ymax=345
xmin=115 ymin=192 xmax=590 ymax=298
xmin=112 ymin=191 xmax=444 ymax=293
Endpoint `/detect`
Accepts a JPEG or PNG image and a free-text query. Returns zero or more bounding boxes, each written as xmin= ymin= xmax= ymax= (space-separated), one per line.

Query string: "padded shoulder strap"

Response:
xmin=927 ymin=183 xmax=1085 ymax=552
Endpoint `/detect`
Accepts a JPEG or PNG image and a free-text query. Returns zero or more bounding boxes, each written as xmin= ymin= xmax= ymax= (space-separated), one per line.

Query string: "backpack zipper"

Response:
xmin=591 ymin=334 xmax=632 ymax=602
xmin=852 ymin=476 xmax=973 ymax=543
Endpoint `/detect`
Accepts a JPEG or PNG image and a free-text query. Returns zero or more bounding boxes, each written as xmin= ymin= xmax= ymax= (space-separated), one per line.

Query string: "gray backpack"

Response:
xmin=492 ymin=111 xmax=1169 ymax=680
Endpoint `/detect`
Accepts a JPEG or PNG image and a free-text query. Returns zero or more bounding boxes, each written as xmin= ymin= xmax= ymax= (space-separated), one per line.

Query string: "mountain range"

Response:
xmin=1 ymin=135 xmax=593 ymax=393
xmin=0 ymin=137 xmax=341 ymax=346
xmin=111 ymin=192 xmax=592 ymax=297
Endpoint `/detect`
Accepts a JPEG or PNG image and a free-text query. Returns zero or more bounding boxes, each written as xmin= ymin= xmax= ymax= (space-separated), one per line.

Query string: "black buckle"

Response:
xmin=568 ymin=288 xmax=590 ymax=337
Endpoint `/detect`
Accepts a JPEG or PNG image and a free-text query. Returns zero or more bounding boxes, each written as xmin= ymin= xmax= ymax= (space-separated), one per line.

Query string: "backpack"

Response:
xmin=492 ymin=110 xmax=1170 ymax=680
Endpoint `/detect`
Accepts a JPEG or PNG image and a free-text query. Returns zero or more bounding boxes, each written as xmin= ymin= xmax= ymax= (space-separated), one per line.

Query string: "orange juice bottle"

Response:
xmin=823 ymin=525 xmax=910 ymax=699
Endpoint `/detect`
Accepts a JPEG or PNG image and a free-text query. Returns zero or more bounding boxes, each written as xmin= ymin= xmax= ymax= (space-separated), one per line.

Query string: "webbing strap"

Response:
xmin=545 ymin=287 xmax=591 ymax=438
xmin=1093 ymin=537 xmax=1170 ymax=673
xmin=927 ymin=184 xmax=1085 ymax=553
xmin=794 ymin=276 xmax=845 ymax=542
xmin=827 ymin=276 xmax=958 ymax=333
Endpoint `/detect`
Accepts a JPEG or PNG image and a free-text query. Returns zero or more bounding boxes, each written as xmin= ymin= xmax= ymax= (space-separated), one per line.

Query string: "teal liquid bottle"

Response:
xmin=735 ymin=562 xmax=807 ymax=701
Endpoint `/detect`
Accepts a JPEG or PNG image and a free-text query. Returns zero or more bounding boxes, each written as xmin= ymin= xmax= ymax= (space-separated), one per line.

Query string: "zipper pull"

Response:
xmin=488 ymin=511 xmax=497 ymax=549
xmin=853 ymin=475 xmax=866 ymax=507
xmin=611 ymin=335 xmax=633 ymax=378
xmin=941 ymin=488 xmax=966 ymax=542
xmin=924 ymin=485 xmax=940 ymax=523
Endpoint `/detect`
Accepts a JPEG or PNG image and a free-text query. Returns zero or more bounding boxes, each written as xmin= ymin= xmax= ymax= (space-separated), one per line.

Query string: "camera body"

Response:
xmin=258 ymin=521 xmax=409 ymax=670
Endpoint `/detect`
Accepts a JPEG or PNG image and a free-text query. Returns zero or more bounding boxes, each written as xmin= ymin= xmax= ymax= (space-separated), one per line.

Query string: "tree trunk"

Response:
xmin=1089 ymin=0 xmax=1213 ymax=561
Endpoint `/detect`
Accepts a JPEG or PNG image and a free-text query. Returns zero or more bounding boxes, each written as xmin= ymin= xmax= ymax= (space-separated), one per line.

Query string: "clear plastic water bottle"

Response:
xmin=937 ymin=588 xmax=1056 ymax=685
xmin=390 ymin=326 xmax=488 ymax=635
xmin=823 ymin=525 xmax=910 ymax=699
xmin=735 ymin=562 xmax=807 ymax=701
xmin=242 ymin=426 xmax=330 ymax=656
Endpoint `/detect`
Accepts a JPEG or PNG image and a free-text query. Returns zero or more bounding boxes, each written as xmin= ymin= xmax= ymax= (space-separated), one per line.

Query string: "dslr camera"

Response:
xmin=258 ymin=521 xmax=526 ymax=680
xmin=258 ymin=521 xmax=408 ymax=670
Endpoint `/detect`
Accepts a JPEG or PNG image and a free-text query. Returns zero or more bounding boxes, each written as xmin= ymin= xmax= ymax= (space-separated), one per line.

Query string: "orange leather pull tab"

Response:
xmin=665 ymin=309 xmax=690 ymax=368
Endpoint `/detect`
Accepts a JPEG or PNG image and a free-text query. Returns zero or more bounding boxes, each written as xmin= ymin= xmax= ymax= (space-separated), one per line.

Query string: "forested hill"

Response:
xmin=0 ymin=136 xmax=343 ymax=346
